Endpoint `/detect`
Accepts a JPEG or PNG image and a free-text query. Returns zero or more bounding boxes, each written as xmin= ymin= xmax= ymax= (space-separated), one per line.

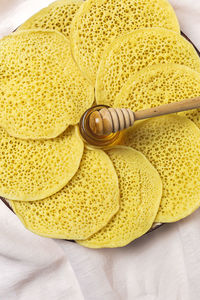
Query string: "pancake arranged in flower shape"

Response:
xmin=0 ymin=126 xmax=83 ymax=201
xmin=123 ymin=115 xmax=200 ymax=223
xmin=70 ymin=0 xmax=179 ymax=85
xmin=114 ymin=64 xmax=200 ymax=128
xmin=77 ymin=146 xmax=162 ymax=248
xmin=96 ymin=28 xmax=200 ymax=107
xmin=19 ymin=0 xmax=83 ymax=38
xmin=1 ymin=0 xmax=200 ymax=247
xmin=0 ymin=30 xmax=94 ymax=139
xmin=11 ymin=148 xmax=120 ymax=240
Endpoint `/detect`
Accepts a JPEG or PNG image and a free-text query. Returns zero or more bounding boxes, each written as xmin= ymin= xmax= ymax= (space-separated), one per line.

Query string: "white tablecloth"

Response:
xmin=0 ymin=1 xmax=200 ymax=299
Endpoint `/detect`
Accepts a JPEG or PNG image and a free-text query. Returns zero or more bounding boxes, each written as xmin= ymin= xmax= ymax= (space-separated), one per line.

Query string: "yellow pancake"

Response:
xmin=11 ymin=148 xmax=120 ymax=240
xmin=19 ymin=0 xmax=83 ymax=38
xmin=0 ymin=126 xmax=83 ymax=201
xmin=114 ymin=64 xmax=200 ymax=120
xmin=123 ymin=115 xmax=200 ymax=223
xmin=96 ymin=28 xmax=200 ymax=107
xmin=114 ymin=63 xmax=200 ymax=131
xmin=77 ymin=146 xmax=162 ymax=248
xmin=0 ymin=30 xmax=93 ymax=139
xmin=70 ymin=0 xmax=179 ymax=85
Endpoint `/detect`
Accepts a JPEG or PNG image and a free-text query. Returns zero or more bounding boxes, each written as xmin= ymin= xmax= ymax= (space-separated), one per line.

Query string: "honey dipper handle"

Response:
xmin=88 ymin=96 xmax=200 ymax=136
xmin=134 ymin=96 xmax=200 ymax=121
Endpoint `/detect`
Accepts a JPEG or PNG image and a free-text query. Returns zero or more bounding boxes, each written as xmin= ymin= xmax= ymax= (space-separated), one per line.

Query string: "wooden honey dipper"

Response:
xmin=89 ymin=97 xmax=200 ymax=136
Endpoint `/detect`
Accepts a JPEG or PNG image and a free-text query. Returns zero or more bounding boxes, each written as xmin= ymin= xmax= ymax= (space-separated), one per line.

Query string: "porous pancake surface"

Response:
xmin=96 ymin=28 xmax=200 ymax=107
xmin=11 ymin=148 xmax=120 ymax=240
xmin=19 ymin=0 xmax=83 ymax=38
xmin=77 ymin=146 xmax=162 ymax=248
xmin=123 ymin=115 xmax=200 ymax=222
xmin=70 ymin=0 xmax=179 ymax=85
xmin=182 ymin=109 xmax=200 ymax=130
xmin=114 ymin=64 xmax=200 ymax=125
xmin=0 ymin=30 xmax=94 ymax=139
xmin=0 ymin=126 xmax=84 ymax=201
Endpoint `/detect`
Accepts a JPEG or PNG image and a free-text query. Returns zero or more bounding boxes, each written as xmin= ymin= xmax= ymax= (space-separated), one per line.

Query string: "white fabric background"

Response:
xmin=0 ymin=1 xmax=200 ymax=299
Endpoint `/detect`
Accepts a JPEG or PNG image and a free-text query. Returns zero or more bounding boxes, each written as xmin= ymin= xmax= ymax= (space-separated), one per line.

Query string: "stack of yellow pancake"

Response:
xmin=70 ymin=0 xmax=180 ymax=85
xmin=1 ymin=0 xmax=200 ymax=248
